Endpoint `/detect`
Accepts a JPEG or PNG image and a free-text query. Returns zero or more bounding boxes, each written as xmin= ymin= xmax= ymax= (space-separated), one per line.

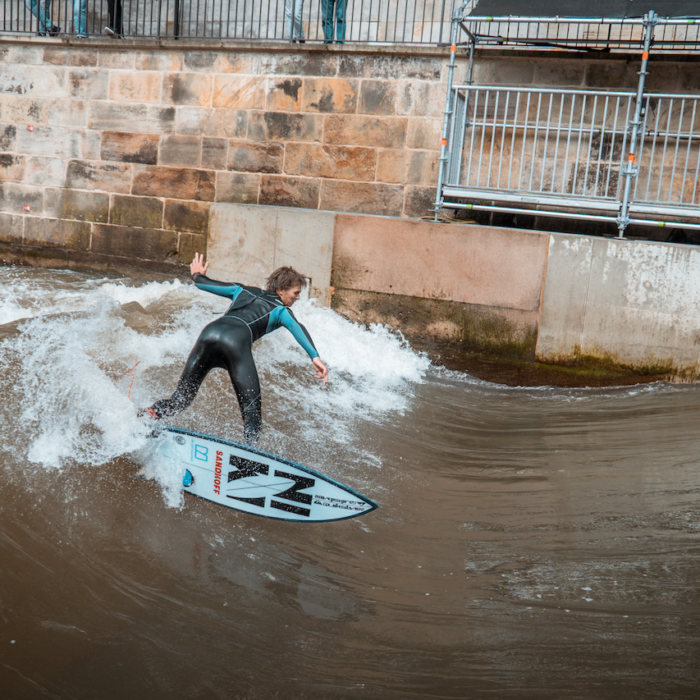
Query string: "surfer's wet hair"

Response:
xmin=265 ymin=267 xmax=307 ymax=293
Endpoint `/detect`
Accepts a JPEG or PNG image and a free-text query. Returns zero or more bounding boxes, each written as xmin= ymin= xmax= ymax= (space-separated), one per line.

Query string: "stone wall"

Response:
xmin=0 ymin=36 xmax=448 ymax=273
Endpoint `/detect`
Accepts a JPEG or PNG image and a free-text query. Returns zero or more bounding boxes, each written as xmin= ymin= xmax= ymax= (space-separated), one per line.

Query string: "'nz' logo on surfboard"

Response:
xmin=226 ymin=454 xmax=315 ymax=517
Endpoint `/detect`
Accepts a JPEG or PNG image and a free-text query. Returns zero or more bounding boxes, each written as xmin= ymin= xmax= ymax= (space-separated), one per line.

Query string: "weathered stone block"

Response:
xmin=398 ymin=80 xmax=447 ymax=118
xmin=91 ymin=224 xmax=179 ymax=261
xmin=0 ymin=212 xmax=23 ymax=243
xmin=227 ymin=141 xmax=284 ymax=174
xmin=301 ymin=78 xmax=358 ymax=114
xmin=324 ymin=115 xmax=407 ymax=148
xmin=89 ymin=103 xmax=176 ymax=134
xmin=101 ymin=132 xmax=159 ymax=165
xmin=215 ymin=172 xmax=260 ymax=204
xmin=0 ymin=124 xmax=17 ymax=151
xmin=176 ymin=107 xmax=248 ymax=139
xmin=533 ymin=62 xmax=586 ymax=88
xmin=164 ymin=199 xmax=210 ymax=234
xmin=43 ymin=47 xmax=96 ymax=66
xmin=99 ymin=51 xmax=136 ymax=70
xmin=680 ymin=65 xmax=700 ymax=92
xmin=320 ymin=180 xmax=403 ymax=216
xmin=376 ymin=149 xmax=406 ymax=184
xmin=15 ymin=126 xmax=81 ymax=158
xmin=9 ymin=46 xmax=45 ymax=65
xmin=406 ymin=118 xmax=442 ymax=150
xmin=285 ymin=143 xmax=377 ymax=181
xmin=159 ymin=135 xmax=203 ymax=168
xmin=647 ymin=64 xmax=680 ymax=92
xmin=183 ymin=51 xmax=255 ymax=74
xmin=42 ymin=47 xmax=71 ymax=65
xmin=586 ymin=62 xmax=637 ymax=90
xmin=405 ymin=150 xmax=440 ymax=186
xmin=162 ymin=72 xmax=212 ymax=107
xmin=136 ymin=51 xmax=183 ymax=72
xmin=46 ymin=98 xmax=87 ymax=128
xmin=67 ymin=69 xmax=109 ymax=100
xmin=259 ymin=176 xmax=320 ymax=209
xmin=358 ymin=81 xmax=397 ymax=116
xmin=0 ymin=154 xmax=25 ymax=182
xmin=66 ymin=160 xmax=132 ymax=193
xmin=111 ymin=194 xmax=164 ymax=229
xmin=248 ymin=112 xmax=323 ymax=142
xmin=80 ymin=130 xmax=102 ymax=161
xmin=178 ymin=233 xmax=207 ymax=265
xmin=132 ymin=166 xmax=216 ymax=201
xmin=338 ymin=56 xmax=441 ymax=81
xmin=44 ymin=188 xmax=109 ymax=222
xmin=212 ymin=75 xmax=265 ymax=110
xmin=403 ymin=185 xmax=437 ymax=218
xmin=25 ymin=157 xmax=66 ymax=187
xmin=0 ymin=65 xmax=66 ymax=98
xmin=0 ymin=182 xmax=44 ymax=215
xmin=488 ymin=59 xmax=535 ymax=86
xmin=265 ymin=77 xmax=302 ymax=112
xmin=202 ymin=138 xmax=228 ymax=170
xmin=0 ymin=96 xmax=46 ymax=124
xmin=258 ymin=53 xmax=337 ymax=78
xmin=109 ymin=71 xmax=162 ymax=103
xmin=24 ymin=217 xmax=91 ymax=250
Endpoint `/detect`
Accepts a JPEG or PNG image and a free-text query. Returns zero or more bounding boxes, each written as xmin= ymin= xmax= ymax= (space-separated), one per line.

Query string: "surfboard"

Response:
xmin=154 ymin=426 xmax=378 ymax=522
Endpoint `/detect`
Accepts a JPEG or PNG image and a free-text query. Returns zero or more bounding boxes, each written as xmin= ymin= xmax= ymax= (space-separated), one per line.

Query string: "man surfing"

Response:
xmin=140 ymin=253 xmax=328 ymax=445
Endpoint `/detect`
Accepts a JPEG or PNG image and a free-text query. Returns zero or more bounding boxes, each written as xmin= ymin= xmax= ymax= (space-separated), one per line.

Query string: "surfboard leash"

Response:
xmin=115 ymin=361 xmax=140 ymax=398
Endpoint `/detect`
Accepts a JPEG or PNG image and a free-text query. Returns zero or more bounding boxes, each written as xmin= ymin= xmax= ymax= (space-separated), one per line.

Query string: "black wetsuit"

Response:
xmin=149 ymin=273 xmax=319 ymax=444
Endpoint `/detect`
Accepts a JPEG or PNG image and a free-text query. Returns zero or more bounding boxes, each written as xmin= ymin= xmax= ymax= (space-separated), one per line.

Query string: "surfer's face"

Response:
xmin=277 ymin=285 xmax=302 ymax=307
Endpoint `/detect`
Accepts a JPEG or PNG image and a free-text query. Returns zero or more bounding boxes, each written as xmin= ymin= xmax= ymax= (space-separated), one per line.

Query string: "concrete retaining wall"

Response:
xmin=208 ymin=203 xmax=700 ymax=379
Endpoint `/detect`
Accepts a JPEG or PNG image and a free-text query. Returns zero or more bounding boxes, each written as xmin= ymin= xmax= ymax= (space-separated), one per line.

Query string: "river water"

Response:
xmin=1 ymin=265 xmax=699 ymax=699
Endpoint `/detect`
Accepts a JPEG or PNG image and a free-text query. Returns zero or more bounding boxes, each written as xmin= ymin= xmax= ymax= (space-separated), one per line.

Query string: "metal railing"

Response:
xmin=456 ymin=7 xmax=700 ymax=53
xmin=437 ymin=9 xmax=700 ymax=236
xmin=439 ymin=85 xmax=700 ymax=231
xmin=1 ymin=0 xmax=460 ymax=43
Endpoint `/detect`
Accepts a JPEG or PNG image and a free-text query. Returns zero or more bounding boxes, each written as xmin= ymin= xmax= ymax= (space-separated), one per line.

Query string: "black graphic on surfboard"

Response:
xmin=156 ymin=427 xmax=378 ymax=522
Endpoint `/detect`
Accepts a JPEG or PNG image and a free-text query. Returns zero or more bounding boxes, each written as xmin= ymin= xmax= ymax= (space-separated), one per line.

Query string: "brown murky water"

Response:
xmin=2 ymin=267 xmax=700 ymax=699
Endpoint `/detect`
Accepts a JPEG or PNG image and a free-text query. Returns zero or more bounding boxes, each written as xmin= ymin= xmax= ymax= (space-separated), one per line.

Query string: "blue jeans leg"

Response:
xmin=25 ymin=0 xmax=52 ymax=33
xmin=285 ymin=0 xmax=304 ymax=40
xmin=73 ymin=0 xmax=87 ymax=35
xmin=321 ymin=0 xmax=334 ymax=42
xmin=335 ymin=0 xmax=346 ymax=42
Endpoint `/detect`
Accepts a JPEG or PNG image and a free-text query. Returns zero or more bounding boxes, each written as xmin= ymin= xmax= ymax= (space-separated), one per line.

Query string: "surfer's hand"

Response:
xmin=190 ymin=253 xmax=209 ymax=277
xmin=313 ymin=357 xmax=328 ymax=386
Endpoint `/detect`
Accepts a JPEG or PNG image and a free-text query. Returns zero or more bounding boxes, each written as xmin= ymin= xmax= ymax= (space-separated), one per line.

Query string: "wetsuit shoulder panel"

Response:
xmin=268 ymin=306 xmax=319 ymax=359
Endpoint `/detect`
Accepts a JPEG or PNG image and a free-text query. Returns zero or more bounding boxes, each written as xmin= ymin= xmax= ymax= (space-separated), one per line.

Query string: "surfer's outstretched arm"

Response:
xmin=276 ymin=308 xmax=328 ymax=386
xmin=189 ymin=253 xmax=244 ymax=300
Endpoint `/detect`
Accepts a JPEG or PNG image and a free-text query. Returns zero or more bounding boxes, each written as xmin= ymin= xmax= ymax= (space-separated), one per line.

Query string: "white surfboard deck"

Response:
xmin=154 ymin=426 xmax=378 ymax=523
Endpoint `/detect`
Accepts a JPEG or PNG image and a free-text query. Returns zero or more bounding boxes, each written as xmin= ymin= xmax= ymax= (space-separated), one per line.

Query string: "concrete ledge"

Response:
xmin=333 ymin=288 xmax=539 ymax=362
xmin=537 ymin=233 xmax=700 ymax=377
xmin=331 ymin=213 xmax=549 ymax=311
xmin=206 ymin=203 xmax=334 ymax=301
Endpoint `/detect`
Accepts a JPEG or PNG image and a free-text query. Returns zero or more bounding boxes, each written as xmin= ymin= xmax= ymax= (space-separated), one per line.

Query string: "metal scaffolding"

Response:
xmin=436 ymin=6 xmax=700 ymax=236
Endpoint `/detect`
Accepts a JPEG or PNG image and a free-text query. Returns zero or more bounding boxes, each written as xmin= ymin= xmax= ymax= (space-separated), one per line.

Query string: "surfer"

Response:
xmin=140 ymin=253 xmax=328 ymax=445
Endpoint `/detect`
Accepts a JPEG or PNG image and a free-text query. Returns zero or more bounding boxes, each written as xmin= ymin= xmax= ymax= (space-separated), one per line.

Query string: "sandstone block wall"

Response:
xmin=0 ymin=38 xmax=448 ymax=272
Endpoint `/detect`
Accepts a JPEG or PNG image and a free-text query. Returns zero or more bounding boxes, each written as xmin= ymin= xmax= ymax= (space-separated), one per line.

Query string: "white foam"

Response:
xmin=1 ymin=268 xmax=430 ymax=506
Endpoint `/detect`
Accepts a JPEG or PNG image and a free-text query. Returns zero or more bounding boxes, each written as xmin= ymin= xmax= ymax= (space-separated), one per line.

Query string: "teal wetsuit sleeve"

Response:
xmin=192 ymin=273 xmax=242 ymax=301
xmin=274 ymin=307 xmax=319 ymax=359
